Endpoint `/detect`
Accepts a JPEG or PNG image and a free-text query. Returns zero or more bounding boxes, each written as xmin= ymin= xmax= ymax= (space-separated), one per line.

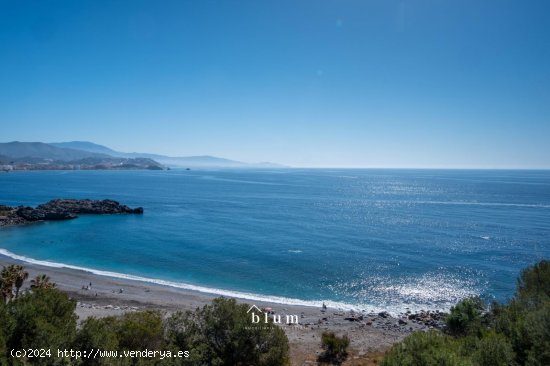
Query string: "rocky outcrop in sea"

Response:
xmin=0 ymin=199 xmax=143 ymax=227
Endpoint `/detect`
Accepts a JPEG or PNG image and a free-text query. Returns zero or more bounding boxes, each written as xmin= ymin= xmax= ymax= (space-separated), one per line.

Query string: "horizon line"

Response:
xmin=2 ymin=141 xmax=549 ymax=170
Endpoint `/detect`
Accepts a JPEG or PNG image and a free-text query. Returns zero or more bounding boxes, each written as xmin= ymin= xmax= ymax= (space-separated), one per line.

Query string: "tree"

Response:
xmin=0 ymin=280 xmax=13 ymax=304
xmin=30 ymin=274 xmax=56 ymax=290
xmin=117 ymin=310 xmax=164 ymax=351
xmin=0 ymin=266 xmax=15 ymax=303
xmin=0 ymin=302 xmax=15 ymax=365
xmin=1 ymin=265 xmax=29 ymax=302
xmin=520 ymin=303 xmax=550 ymax=366
xmin=73 ymin=316 xmax=121 ymax=366
xmin=12 ymin=265 xmax=28 ymax=298
xmin=471 ymin=331 xmax=515 ymax=366
xmin=165 ymin=298 xmax=289 ymax=365
xmin=445 ymin=297 xmax=485 ymax=336
xmin=7 ymin=288 xmax=77 ymax=364
xmin=516 ymin=259 xmax=550 ymax=308
xmin=493 ymin=261 xmax=550 ymax=365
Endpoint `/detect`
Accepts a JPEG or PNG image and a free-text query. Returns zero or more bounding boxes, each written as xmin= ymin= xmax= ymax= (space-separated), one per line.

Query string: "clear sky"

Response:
xmin=1 ymin=1 xmax=549 ymax=168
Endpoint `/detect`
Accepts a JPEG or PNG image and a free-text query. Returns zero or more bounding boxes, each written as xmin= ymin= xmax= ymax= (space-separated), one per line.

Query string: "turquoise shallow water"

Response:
xmin=0 ymin=169 xmax=549 ymax=313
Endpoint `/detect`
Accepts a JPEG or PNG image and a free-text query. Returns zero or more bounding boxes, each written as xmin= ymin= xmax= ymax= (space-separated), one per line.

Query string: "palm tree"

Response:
xmin=0 ymin=281 xmax=13 ymax=303
xmin=0 ymin=265 xmax=15 ymax=302
xmin=13 ymin=265 xmax=28 ymax=298
xmin=30 ymin=274 xmax=56 ymax=290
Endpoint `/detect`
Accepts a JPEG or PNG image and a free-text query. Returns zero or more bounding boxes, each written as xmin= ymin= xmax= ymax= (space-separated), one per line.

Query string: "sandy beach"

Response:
xmin=0 ymin=255 xmax=439 ymax=365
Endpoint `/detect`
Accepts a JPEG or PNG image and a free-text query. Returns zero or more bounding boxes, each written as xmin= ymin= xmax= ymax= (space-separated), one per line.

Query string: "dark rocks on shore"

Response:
xmin=325 ymin=308 xmax=447 ymax=335
xmin=344 ymin=314 xmax=364 ymax=322
xmin=37 ymin=199 xmax=144 ymax=215
xmin=16 ymin=206 xmax=77 ymax=221
xmin=406 ymin=310 xmax=445 ymax=329
xmin=0 ymin=199 xmax=143 ymax=227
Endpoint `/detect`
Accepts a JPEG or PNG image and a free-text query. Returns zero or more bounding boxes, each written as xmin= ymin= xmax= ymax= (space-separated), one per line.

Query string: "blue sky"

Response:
xmin=1 ymin=1 xmax=549 ymax=168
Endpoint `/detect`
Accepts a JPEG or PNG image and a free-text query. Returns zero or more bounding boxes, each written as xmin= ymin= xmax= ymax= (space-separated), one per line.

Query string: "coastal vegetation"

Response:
xmin=1 ymin=265 xmax=28 ymax=302
xmin=0 ymin=269 xmax=289 ymax=365
xmin=381 ymin=259 xmax=550 ymax=366
xmin=318 ymin=331 xmax=350 ymax=365
xmin=1 ymin=260 xmax=549 ymax=365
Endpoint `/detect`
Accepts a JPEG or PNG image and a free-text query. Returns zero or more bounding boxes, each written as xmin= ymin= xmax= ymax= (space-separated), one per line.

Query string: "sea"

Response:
xmin=0 ymin=169 xmax=549 ymax=314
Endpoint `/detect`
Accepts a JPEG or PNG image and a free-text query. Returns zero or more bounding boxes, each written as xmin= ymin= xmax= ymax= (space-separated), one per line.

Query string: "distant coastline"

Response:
xmin=0 ymin=141 xmax=284 ymax=170
xmin=0 ymin=162 xmax=164 ymax=171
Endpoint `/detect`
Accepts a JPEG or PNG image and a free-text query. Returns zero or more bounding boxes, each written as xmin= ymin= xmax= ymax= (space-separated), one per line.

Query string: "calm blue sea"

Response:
xmin=1 ymin=169 xmax=549 ymax=313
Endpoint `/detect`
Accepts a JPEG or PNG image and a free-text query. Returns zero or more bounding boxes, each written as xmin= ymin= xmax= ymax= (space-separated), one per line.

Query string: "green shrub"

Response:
xmin=516 ymin=260 xmax=550 ymax=309
xmin=381 ymin=331 xmax=471 ymax=366
xmin=0 ymin=303 xmax=14 ymax=366
xmin=471 ymin=331 xmax=515 ymax=366
xmin=73 ymin=316 xmax=121 ymax=366
xmin=445 ymin=297 xmax=485 ymax=336
xmin=7 ymin=288 xmax=76 ymax=365
xmin=515 ymin=303 xmax=550 ymax=366
xmin=492 ymin=262 xmax=550 ymax=365
xmin=0 ymin=268 xmax=290 ymax=365
xmin=7 ymin=288 xmax=77 ymax=349
xmin=318 ymin=331 xmax=350 ymax=365
xmin=165 ymin=298 xmax=289 ymax=365
xmin=117 ymin=310 xmax=164 ymax=351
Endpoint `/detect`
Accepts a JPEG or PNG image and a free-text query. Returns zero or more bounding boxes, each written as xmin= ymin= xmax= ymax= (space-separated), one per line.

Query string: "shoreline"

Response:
xmin=0 ymin=247 xmax=449 ymax=317
xmin=0 ymin=253 xmax=444 ymax=363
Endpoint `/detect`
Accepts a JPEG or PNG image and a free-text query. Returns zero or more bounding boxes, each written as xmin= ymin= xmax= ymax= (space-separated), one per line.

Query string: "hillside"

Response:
xmin=50 ymin=141 xmax=286 ymax=168
xmin=1 ymin=141 xmax=286 ymax=169
xmin=0 ymin=141 xmax=107 ymax=161
xmin=0 ymin=142 xmax=164 ymax=170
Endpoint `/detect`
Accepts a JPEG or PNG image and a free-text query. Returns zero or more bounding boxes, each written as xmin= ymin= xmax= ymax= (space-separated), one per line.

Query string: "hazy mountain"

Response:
xmin=49 ymin=141 xmax=286 ymax=168
xmin=150 ymin=155 xmax=248 ymax=167
xmin=0 ymin=141 xmax=164 ymax=170
xmin=50 ymin=141 xmax=120 ymax=156
xmin=0 ymin=141 xmax=108 ymax=161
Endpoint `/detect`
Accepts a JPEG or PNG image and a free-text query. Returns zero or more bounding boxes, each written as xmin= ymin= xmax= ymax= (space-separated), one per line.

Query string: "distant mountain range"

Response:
xmin=0 ymin=141 xmax=106 ymax=161
xmin=49 ymin=141 xmax=285 ymax=168
xmin=0 ymin=141 xmax=285 ymax=170
xmin=0 ymin=141 xmax=164 ymax=171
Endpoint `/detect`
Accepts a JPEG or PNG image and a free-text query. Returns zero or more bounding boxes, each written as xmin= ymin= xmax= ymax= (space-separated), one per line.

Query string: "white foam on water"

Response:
xmin=0 ymin=248 xmax=361 ymax=311
xmin=0 ymin=248 xmax=469 ymax=316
